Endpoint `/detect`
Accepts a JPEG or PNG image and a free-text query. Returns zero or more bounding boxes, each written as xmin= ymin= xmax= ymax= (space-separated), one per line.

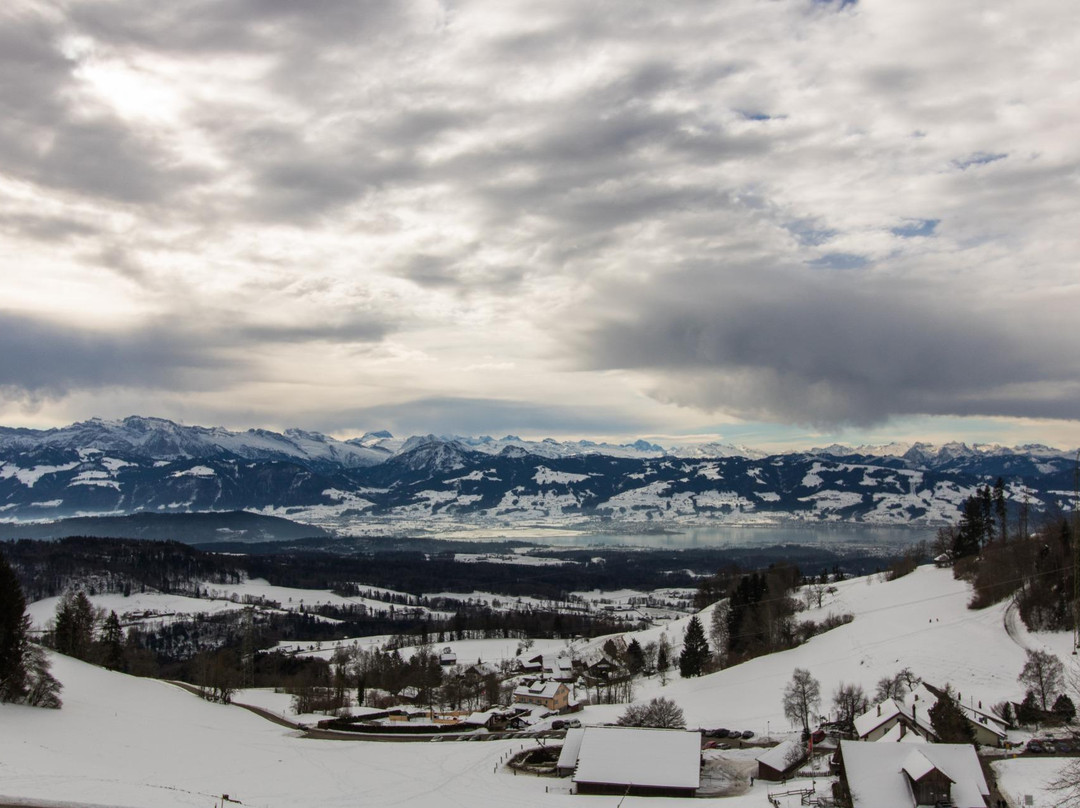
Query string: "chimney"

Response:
xmin=877 ymin=704 xmax=881 ymax=716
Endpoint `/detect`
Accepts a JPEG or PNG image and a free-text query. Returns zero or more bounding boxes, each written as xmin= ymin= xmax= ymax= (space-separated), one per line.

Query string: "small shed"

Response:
xmin=756 ymin=740 xmax=807 ymax=781
xmin=439 ymin=647 xmax=457 ymax=666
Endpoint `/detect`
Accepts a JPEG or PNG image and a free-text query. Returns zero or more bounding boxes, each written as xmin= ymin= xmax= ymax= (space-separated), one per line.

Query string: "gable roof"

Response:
xmin=840 ymin=740 xmax=988 ymax=808
xmin=854 ymin=698 xmax=903 ymax=737
xmin=573 ymin=727 xmax=701 ymax=790
xmin=756 ymin=740 xmax=803 ymax=772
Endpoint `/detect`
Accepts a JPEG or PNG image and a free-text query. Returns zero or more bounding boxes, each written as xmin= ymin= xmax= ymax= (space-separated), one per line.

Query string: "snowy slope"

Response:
xmin=3 ymin=565 xmax=1075 ymax=808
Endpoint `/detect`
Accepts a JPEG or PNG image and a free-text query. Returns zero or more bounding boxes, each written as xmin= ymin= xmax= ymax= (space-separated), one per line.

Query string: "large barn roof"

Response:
xmin=572 ymin=726 xmax=701 ymax=790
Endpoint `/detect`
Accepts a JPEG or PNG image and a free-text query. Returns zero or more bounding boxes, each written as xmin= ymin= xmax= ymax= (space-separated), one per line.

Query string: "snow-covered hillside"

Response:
xmin=4 ymin=566 xmax=1075 ymax=807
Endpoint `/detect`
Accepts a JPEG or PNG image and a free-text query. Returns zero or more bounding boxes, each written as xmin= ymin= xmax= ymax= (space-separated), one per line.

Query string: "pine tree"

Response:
xmin=678 ymin=616 xmax=710 ymax=678
xmin=53 ymin=591 xmax=96 ymax=660
xmin=625 ymin=639 xmax=646 ymax=674
xmin=1054 ymin=693 xmax=1076 ymax=723
xmin=100 ymin=611 xmax=125 ymax=671
xmin=929 ymin=686 xmax=975 ymax=743
xmin=1 ymin=550 xmax=61 ymax=708
xmin=0 ymin=551 xmax=29 ymax=703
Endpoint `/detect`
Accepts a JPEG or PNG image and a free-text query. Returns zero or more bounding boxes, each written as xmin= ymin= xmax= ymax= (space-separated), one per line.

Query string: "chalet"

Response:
xmin=513 ymin=680 xmax=571 ymax=713
xmin=439 ymin=647 xmax=457 ymax=666
xmin=565 ymin=726 xmax=702 ymax=797
xmin=756 ymin=740 xmax=807 ymax=781
xmin=836 ymin=740 xmax=989 ymax=808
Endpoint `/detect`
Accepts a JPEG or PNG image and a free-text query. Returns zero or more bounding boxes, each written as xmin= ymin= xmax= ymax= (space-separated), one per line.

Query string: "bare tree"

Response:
xmin=709 ymin=601 xmax=729 ymax=666
xmin=874 ymin=667 xmax=919 ymax=703
xmin=783 ymin=668 xmax=821 ymax=737
xmin=617 ymin=696 xmax=685 ymax=728
xmin=832 ymin=682 xmax=869 ymax=731
xmin=1020 ymin=649 xmax=1064 ymax=711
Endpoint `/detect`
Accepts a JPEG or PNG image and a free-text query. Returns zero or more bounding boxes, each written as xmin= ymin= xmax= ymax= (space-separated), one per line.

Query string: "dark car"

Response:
xmin=1057 ymin=742 xmax=1072 ymax=754
xmin=810 ymin=729 xmax=827 ymax=744
xmin=1026 ymin=740 xmax=1044 ymax=753
xmin=741 ymin=730 xmax=755 ymax=740
xmin=551 ymin=720 xmax=567 ymax=730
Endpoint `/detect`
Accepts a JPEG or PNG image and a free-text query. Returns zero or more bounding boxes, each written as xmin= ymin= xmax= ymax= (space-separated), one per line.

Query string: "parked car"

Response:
xmin=1026 ymin=740 xmax=1044 ymax=753
xmin=741 ymin=730 xmax=755 ymax=740
xmin=551 ymin=720 xmax=567 ymax=730
xmin=1057 ymin=742 xmax=1072 ymax=754
xmin=810 ymin=729 xmax=827 ymax=744
xmin=566 ymin=719 xmax=582 ymax=729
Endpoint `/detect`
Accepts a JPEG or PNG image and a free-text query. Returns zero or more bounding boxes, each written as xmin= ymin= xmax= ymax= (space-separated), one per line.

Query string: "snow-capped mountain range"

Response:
xmin=0 ymin=416 xmax=1076 ymax=527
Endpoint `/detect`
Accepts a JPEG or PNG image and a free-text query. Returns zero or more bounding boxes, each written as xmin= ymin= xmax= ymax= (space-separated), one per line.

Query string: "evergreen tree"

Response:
xmin=624 ymin=639 xmax=646 ymax=675
xmin=656 ymin=634 xmax=671 ymax=684
xmin=100 ymin=611 xmax=125 ymax=671
xmin=53 ymin=591 xmax=96 ymax=660
xmin=929 ymin=686 xmax=975 ymax=743
xmin=678 ymin=616 xmax=709 ymax=678
xmin=1017 ymin=690 xmax=1041 ymax=725
xmin=1054 ymin=693 xmax=1077 ymax=723
xmin=0 ymin=551 xmax=29 ymax=703
xmin=0 ymin=550 xmax=61 ymax=708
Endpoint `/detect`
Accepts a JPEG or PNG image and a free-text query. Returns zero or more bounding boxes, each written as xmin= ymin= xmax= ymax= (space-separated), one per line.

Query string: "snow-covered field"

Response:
xmin=4 ymin=565 xmax=1078 ymax=807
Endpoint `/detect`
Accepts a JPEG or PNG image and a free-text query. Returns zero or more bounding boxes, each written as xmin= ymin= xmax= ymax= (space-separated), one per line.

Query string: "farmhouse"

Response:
xmin=836 ymin=740 xmax=989 ymax=808
xmin=565 ymin=726 xmax=701 ymax=797
xmin=756 ymin=739 xmax=807 ymax=781
xmin=439 ymin=646 xmax=457 ymax=666
xmin=854 ymin=685 xmax=1007 ymax=747
xmin=512 ymin=680 xmax=571 ymax=712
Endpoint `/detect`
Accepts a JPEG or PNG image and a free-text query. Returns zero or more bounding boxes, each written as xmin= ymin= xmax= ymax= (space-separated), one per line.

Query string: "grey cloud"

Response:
xmin=0 ymin=10 xmax=208 ymax=206
xmin=576 ymin=265 xmax=1080 ymax=427
xmin=315 ymin=397 xmax=657 ymax=438
xmin=0 ymin=310 xmax=236 ymax=397
xmin=0 ymin=308 xmax=395 ymax=399
xmin=0 ymin=212 xmax=101 ymax=242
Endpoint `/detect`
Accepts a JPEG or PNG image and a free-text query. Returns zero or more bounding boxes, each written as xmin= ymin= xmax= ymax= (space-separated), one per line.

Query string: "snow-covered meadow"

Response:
xmin=4 ymin=566 xmax=1077 ymax=807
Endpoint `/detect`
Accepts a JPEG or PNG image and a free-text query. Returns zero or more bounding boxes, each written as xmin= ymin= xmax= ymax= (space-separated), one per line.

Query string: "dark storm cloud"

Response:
xmin=577 ymin=265 xmax=1080 ymax=428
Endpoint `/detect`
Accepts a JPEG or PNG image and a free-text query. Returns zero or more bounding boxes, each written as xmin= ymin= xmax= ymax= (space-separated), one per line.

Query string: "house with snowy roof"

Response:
xmin=520 ymin=653 xmax=576 ymax=681
xmin=756 ymin=739 xmax=807 ymax=781
xmin=438 ymin=646 xmax=457 ymax=666
xmin=854 ymin=684 xmax=1007 ymax=747
xmin=836 ymin=740 xmax=989 ymax=808
xmin=512 ymin=680 xmax=571 ymax=713
xmin=563 ymin=726 xmax=701 ymax=797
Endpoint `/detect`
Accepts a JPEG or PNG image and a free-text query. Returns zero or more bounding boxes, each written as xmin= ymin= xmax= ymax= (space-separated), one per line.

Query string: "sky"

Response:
xmin=1 ymin=0 xmax=1079 ymax=450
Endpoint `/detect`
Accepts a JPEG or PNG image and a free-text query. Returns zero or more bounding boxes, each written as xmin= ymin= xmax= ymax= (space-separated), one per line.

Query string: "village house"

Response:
xmin=835 ymin=740 xmax=989 ymax=808
xmin=853 ymin=683 xmax=1007 ymax=747
xmin=438 ymin=646 xmax=457 ymax=666
xmin=562 ymin=726 xmax=702 ymax=797
xmin=512 ymin=680 xmax=571 ymax=713
xmin=520 ymin=653 xmax=576 ymax=682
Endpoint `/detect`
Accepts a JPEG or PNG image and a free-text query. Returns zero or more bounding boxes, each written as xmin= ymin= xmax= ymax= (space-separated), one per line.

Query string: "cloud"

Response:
xmin=1 ymin=0 xmax=1078 ymax=443
xmin=0 ymin=309 xmax=396 ymax=399
xmin=575 ymin=264 xmax=1080 ymax=428
xmin=313 ymin=396 xmax=658 ymax=438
